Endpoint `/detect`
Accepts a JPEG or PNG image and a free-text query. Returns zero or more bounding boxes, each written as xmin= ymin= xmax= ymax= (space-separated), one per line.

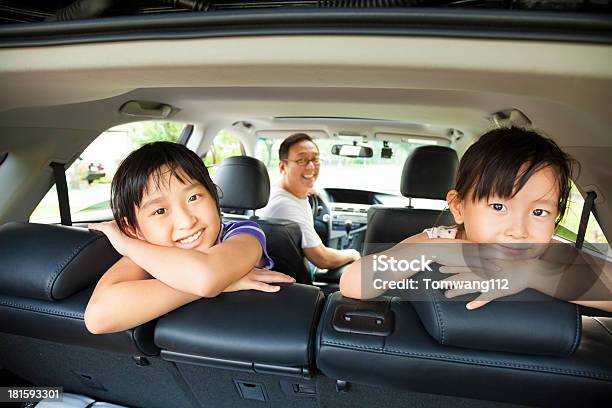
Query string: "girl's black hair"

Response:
xmin=111 ymin=141 xmax=220 ymax=235
xmin=454 ymin=127 xmax=578 ymax=225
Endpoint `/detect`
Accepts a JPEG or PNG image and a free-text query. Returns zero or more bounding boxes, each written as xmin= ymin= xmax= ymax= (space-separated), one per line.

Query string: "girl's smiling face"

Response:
xmin=131 ymin=166 xmax=221 ymax=252
xmin=447 ymin=166 xmax=560 ymax=247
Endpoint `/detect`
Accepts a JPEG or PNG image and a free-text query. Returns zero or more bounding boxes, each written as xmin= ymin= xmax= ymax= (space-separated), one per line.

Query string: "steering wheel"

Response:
xmin=309 ymin=192 xmax=319 ymax=220
xmin=308 ymin=191 xmax=332 ymax=246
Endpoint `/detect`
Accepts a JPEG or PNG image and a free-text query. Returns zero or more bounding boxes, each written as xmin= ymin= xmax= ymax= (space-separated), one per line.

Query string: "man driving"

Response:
xmin=260 ymin=133 xmax=361 ymax=270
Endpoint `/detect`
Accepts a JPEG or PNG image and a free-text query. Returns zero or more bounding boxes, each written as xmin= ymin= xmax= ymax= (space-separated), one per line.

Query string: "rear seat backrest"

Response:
xmin=0 ymin=221 xmax=326 ymax=408
xmin=363 ymin=145 xmax=458 ymax=255
xmin=214 ymin=156 xmax=311 ymax=283
xmin=0 ymin=222 xmax=199 ymax=408
xmin=316 ymin=289 xmax=612 ymax=406
xmin=155 ymin=283 xmax=324 ymax=375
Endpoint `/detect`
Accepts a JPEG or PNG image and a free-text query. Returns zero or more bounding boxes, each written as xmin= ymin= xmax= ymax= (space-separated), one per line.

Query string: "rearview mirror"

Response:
xmin=331 ymin=144 xmax=373 ymax=158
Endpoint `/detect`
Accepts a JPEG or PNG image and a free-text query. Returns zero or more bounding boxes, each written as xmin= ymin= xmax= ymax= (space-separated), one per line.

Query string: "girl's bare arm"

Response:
xmin=121 ymin=233 xmax=263 ymax=297
xmin=89 ymin=221 xmax=264 ymax=297
xmin=84 ymin=256 xmax=200 ymax=334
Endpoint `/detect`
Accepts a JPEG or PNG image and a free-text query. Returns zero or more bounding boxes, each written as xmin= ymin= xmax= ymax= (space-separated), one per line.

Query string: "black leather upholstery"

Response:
xmin=155 ymin=283 xmax=324 ymax=368
xmin=0 ymin=222 xmax=157 ymax=356
xmin=400 ymin=145 xmax=459 ymax=199
xmin=215 ymin=156 xmax=270 ymax=210
xmin=364 ymin=146 xmax=459 ymax=253
xmin=405 ymin=269 xmax=580 ymax=356
xmin=216 ymin=156 xmax=310 ymax=284
xmin=0 ymin=222 xmax=121 ymax=301
xmin=1 ymin=218 xmax=610 ymax=407
xmin=316 ymin=292 xmax=612 ymax=407
xmin=363 ymin=209 xmax=454 ymax=255
xmin=0 ymin=287 xmax=158 ymax=356
xmin=253 ymin=218 xmax=311 ymax=284
xmin=221 ymin=215 xmax=311 ymax=284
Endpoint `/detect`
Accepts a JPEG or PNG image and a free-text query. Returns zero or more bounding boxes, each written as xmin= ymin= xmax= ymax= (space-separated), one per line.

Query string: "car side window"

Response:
xmin=29 ymin=121 xmax=185 ymax=224
xmin=203 ymin=129 xmax=244 ymax=177
xmin=254 ymin=137 xmax=283 ymax=183
xmin=556 ymin=183 xmax=609 ymax=255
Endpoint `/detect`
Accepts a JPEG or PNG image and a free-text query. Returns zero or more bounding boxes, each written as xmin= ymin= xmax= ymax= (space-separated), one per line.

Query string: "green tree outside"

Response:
xmin=131 ymin=121 xmax=184 ymax=148
xmin=203 ymin=130 xmax=243 ymax=177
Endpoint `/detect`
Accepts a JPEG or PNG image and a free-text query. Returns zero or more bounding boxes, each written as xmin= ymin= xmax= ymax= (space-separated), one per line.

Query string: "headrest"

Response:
xmin=155 ymin=283 xmax=324 ymax=367
xmin=0 ymin=222 xmax=121 ymax=301
xmin=408 ymin=268 xmax=581 ymax=356
xmin=400 ymin=145 xmax=458 ymax=200
xmin=214 ymin=156 xmax=270 ymax=210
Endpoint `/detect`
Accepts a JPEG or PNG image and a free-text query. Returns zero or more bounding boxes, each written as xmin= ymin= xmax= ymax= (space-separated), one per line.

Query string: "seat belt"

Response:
xmin=575 ymin=191 xmax=597 ymax=250
xmin=50 ymin=162 xmax=72 ymax=226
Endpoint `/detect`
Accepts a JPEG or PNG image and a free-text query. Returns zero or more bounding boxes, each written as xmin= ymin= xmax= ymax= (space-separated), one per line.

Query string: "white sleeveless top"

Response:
xmin=423 ymin=226 xmax=458 ymax=239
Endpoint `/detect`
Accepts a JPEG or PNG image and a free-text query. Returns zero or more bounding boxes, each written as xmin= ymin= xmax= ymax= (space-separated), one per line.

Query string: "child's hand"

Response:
xmin=223 ymin=268 xmax=296 ymax=293
xmin=423 ymin=242 xmax=502 ymax=273
xmin=440 ymin=269 xmax=527 ymax=310
xmin=439 ymin=257 xmax=555 ymax=310
xmin=88 ymin=221 xmax=131 ymax=256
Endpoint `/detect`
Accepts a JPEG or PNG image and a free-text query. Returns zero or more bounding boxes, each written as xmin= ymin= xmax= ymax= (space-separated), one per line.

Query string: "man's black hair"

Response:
xmin=111 ymin=141 xmax=220 ymax=235
xmin=279 ymin=132 xmax=317 ymax=160
xmin=454 ymin=127 xmax=578 ymax=225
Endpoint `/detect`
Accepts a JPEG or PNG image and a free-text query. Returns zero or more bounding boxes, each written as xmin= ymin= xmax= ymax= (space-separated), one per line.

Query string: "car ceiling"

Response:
xmin=1 ymin=36 xmax=611 ymax=139
xmin=0 ymin=34 xmax=611 ymax=238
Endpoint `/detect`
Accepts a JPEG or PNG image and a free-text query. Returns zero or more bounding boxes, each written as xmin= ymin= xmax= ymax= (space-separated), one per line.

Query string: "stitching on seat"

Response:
xmin=382 ymin=298 xmax=391 ymax=350
xmin=46 ymin=234 xmax=100 ymax=300
xmin=569 ymin=306 xmax=581 ymax=355
xmin=429 ymin=287 xmax=445 ymax=344
xmin=320 ymin=340 xmax=612 ymax=380
xmin=0 ymin=299 xmax=83 ymax=319
xmin=420 ymin=276 xmax=445 ymax=344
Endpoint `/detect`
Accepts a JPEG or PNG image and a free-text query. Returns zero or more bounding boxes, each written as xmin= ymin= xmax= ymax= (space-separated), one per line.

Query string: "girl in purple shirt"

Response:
xmin=85 ymin=142 xmax=292 ymax=334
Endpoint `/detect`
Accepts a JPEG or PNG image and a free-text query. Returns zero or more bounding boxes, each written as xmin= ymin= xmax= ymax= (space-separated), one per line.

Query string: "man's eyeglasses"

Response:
xmin=283 ymin=157 xmax=321 ymax=166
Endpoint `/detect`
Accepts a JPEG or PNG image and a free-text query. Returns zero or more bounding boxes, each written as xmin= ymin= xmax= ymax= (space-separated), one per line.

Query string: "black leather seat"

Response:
xmin=155 ymin=283 xmax=324 ymax=376
xmin=0 ymin=222 xmax=327 ymax=408
xmin=0 ymin=222 xmax=197 ymax=408
xmin=363 ymin=145 xmax=459 ymax=255
xmin=214 ymin=156 xmax=311 ymax=284
xmin=317 ymin=287 xmax=612 ymax=407
xmin=1 ymin=222 xmax=610 ymax=407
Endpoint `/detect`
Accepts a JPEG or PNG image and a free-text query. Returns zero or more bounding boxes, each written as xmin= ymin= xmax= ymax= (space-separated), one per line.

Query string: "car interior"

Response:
xmin=0 ymin=3 xmax=611 ymax=408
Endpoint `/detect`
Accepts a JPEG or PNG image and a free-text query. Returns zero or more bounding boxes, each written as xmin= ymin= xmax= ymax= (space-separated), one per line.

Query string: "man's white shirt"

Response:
xmin=259 ymin=187 xmax=322 ymax=249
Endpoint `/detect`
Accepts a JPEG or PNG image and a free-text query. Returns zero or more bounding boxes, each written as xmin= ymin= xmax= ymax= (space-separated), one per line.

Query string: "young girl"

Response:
xmin=85 ymin=142 xmax=294 ymax=334
xmin=340 ymin=127 xmax=612 ymax=312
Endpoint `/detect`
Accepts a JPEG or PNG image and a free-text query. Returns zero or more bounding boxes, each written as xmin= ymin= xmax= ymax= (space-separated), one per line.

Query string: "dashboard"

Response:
xmin=324 ymin=188 xmax=379 ymax=205
xmin=314 ymin=188 xmax=446 ymax=252
xmin=322 ymin=188 xmax=402 ymax=236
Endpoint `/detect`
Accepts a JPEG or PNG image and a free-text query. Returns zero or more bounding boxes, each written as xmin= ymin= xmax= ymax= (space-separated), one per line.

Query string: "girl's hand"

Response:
xmin=88 ymin=221 xmax=132 ymax=256
xmin=440 ymin=269 xmax=527 ymax=310
xmin=421 ymin=241 xmax=502 ymax=273
xmin=439 ymin=257 xmax=557 ymax=310
xmin=223 ymin=268 xmax=296 ymax=293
